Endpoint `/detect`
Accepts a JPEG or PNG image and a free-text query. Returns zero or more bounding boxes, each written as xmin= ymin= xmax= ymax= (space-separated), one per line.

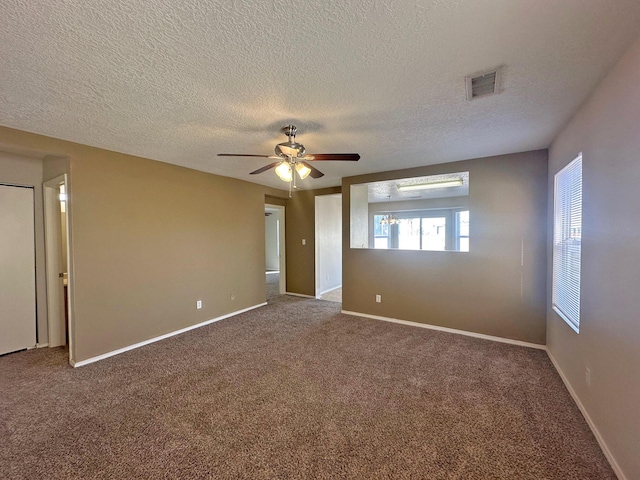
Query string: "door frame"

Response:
xmin=43 ymin=174 xmax=73 ymax=363
xmin=265 ymin=203 xmax=286 ymax=294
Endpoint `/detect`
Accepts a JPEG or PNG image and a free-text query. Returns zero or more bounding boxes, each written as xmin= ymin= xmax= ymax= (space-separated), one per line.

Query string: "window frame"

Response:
xmin=552 ymin=153 xmax=583 ymax=333
xmin=372 ymin=214 xmax=391 ymax=249
xmin=454 ymin=209 xmax=470 ymax=252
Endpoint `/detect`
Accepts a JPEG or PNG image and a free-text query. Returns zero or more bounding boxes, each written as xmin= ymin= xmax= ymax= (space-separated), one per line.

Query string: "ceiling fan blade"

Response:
xmin=250 ymin=162 xmax=281 ymax=175
xmin=300 ymin=161 xmax=324 ymax=179
xmin=218 ymin=153 xmax=272 ymax=158
xmin=306 ymin=153 xmax=360 ymax=161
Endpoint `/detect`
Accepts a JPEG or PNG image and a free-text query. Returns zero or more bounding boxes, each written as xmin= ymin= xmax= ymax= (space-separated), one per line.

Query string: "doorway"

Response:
xmin=0 ymin=183 xmax=37 ymax=355
xmin=43 ymin=175 xmax=72 ymax=363
xmin=265 ymin=204 xmax=286 ymax=300
xmin=315 ymin=194 xmax=342 ymax=302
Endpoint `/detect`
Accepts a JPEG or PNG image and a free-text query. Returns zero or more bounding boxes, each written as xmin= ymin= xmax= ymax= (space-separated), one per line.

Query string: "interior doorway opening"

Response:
xmin=43 ymin=174 xmax=73 ymax=364
xmin=315 ymin=193 xmax=342 ymax=303
xmin=265 ymin=204 xmax=286 ymax=301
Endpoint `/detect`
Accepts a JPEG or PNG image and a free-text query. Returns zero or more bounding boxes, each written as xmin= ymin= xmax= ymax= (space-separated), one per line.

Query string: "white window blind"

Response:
xmin=553 ymin=154 xmax=582 ymax=333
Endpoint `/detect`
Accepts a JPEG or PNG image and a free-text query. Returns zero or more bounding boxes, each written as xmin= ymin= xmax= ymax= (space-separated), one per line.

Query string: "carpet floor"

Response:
xmin=266 ymin=272 xmax=280 ymax=301
xmin=320 ymin=287 xmax=342 ymax=303
xmin=0 ymin=295 xmax=614 ymax=479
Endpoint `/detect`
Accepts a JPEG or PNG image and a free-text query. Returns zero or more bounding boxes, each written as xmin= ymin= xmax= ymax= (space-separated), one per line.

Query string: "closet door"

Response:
xmin=0 ymin=184 xmax=36 ymax=355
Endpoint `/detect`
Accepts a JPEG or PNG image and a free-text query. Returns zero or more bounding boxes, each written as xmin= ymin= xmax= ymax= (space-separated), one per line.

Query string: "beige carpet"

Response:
xmin=320 ymin=287 xmax=342 ymax=303
xmin=0 ymin=295 xmax=614 ymax=479
xmin=266 ymin=272 xmax=280 ymax=301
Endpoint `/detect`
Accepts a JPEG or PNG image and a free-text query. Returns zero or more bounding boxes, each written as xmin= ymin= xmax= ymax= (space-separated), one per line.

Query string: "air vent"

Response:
xmin=465 ymin=66 xmax=503 ymax=100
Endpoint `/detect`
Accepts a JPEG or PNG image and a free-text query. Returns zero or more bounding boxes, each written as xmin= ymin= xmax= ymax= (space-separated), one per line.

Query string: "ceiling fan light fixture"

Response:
xmin=295 ymin=163 xmax=311 ymax=180
xmin=218 ymin=125 xmax=359 ymax=189
xmin=276 ymin=142 xmax=305 ymax=157
xmin=397 ymin=179 xmax=463 ymax=191
xmin=275 ymin=161 xmax=292 ymax=182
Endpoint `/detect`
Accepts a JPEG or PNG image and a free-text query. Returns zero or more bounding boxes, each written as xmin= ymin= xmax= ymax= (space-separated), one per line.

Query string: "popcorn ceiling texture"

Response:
xmin=1 ymin=0 xmax=640 ymax=189
xmin=366 ymin=172 xmax=469 ymax=202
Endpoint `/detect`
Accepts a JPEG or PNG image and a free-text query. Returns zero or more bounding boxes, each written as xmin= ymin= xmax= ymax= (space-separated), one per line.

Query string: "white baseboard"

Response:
xmin=71 ymin=302 xmax=267 ymax=368
xmin=285 ymin=292 xmax=316 ymax=299
xmin=340 ymin=310 xmax=546 ymax=350
xmin=546 ymin=350 xmax=626 ymax=480
xmin=36 ymin=343 xmax=49 ymax=348
xmin=317 ymin=284 xmax=342 ymax=298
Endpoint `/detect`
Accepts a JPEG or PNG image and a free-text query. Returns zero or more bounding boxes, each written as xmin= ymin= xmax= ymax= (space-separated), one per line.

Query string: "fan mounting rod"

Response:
xmin=275 ymin=125 xmax=305 ymax=157
xmin=283 ymin=124 xmax=297 ymax=141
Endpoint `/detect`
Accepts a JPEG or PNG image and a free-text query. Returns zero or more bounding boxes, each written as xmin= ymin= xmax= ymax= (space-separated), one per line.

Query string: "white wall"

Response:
xmin=547 ymin=34 xmax=640 ymax=480
xmin=265 ymin=210 xmax=279 ymax=271
xmin=316 ymin=194 xmax=342 ymax=295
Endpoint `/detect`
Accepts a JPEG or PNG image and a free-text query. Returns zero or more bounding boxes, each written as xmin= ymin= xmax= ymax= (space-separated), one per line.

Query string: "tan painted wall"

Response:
xmin=285 ymin=186 xmax=341 ymax=296
xmin=547 ymin=34 xmax=640 ymax=480
xmin=0 ymin=150 xmax=48 ymax=344
xmin=0 ymin=126 xmax=287 ymax=362
xmin=265 ymin=194 xmax=286 ymax=207
xmin=343 ymin=151 xmax=548 ymax=344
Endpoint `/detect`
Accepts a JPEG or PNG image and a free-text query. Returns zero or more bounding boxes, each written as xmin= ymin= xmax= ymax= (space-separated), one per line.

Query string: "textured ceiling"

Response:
xmin=367 ymin=172 xmax=469 ymax=203
xmin=1 ymin=0 xmax=640 ymax=190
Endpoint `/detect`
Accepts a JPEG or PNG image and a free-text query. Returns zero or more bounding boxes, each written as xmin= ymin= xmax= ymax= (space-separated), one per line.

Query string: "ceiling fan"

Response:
xmin=218 ymin=125 xmax=360 ymax=196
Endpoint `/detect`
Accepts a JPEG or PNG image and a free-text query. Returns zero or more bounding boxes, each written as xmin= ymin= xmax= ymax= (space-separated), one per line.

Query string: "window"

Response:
xmin=369 ymin=208 xmax=469 ymax=251
xmin=373 ymin=215 xmax=390 ymax=249
xmin=455 ymin=210 xmax=470 ymax=252
xmin=553 ymin=154 xmax=582 ymax=333
xmin=398 ymin=217 xmax=422 ymax=250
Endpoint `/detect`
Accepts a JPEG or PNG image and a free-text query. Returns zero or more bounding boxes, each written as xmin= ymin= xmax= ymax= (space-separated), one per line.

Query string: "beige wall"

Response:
xmin=265 ymin=194 xmax=286 ymax=207
xmin=547 ymin=34 xmax=640 ymax=480
xmin=0 ymin=126 xmax=287 ymax=363
xmin=0 ymin=150 xmax=48 ymax=344
xmin=343 ymin=151 xmax=548 ymax=344
xmin=285 ymin=186 xmax=341 ymax=296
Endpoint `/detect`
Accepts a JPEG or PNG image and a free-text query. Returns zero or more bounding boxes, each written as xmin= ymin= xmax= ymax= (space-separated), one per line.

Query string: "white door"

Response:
xmin=0 ymin=184 xmax=37 ymax=355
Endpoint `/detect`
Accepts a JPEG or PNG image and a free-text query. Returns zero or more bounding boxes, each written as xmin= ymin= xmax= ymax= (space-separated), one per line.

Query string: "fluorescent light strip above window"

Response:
xmin=397 ymin=179 xmax=463 ymax=191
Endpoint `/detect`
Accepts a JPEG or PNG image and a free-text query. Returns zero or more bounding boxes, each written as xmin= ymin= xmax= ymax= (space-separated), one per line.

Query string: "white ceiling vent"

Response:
xmin=465 ymin=67 xmax=503 ymax=100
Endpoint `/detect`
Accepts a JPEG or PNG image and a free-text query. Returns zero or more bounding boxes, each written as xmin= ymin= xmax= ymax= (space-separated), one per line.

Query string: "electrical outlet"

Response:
xmin=230 ymin=294 xmax=235 ymax=301
xmin=585 ymin=367 xmax=591 ymax=387
xmin=302 ymin=239 xmax=306 ymax=245
xmin=326 ymin=274 xmax=330 ymax=281
xmin=375 ymin=294 xmax=381 ymax=303
xmin=196 ymin=300 xmax=202 ymax=309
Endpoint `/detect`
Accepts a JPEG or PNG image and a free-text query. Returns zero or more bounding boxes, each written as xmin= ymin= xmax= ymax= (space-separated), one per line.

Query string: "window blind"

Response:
xmin=553 ymin=154 xmax=582 ymax=333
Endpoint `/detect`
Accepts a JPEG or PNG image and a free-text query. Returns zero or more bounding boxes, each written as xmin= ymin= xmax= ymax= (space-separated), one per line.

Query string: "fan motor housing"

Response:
xmin=275 ymin=141 xmax=306 ymax=157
